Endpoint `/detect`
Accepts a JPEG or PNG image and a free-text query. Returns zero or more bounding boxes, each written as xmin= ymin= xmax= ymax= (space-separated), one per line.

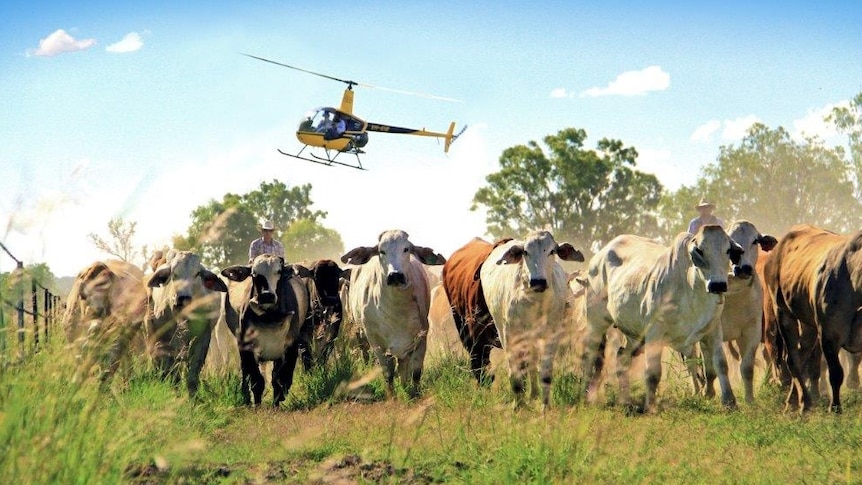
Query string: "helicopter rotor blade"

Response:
xmin=240 ymin=53 xmax=358 ymax=87
xmin=359 ymin=83 xmax=461 ymax=103
xmin=241 ymin=53 xmax=460 ymax=102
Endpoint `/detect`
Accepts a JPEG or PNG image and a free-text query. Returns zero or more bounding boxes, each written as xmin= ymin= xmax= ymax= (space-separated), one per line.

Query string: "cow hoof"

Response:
xmin=830 ymin=404 xmax=842 ymax=414
xmin=623 ymin=403 xmax=644 ymax=416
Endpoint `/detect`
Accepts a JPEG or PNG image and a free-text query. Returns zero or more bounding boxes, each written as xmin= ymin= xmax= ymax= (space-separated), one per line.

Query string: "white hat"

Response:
xmin=259 ymin=220 xmax=275 ymax=231
xmin=695 ymin=198 xmax=716 ymax=209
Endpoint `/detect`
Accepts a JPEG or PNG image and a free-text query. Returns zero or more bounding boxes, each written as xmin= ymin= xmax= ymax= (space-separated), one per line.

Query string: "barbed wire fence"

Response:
xmin=0 ymin=241 xmax=64 ymax=365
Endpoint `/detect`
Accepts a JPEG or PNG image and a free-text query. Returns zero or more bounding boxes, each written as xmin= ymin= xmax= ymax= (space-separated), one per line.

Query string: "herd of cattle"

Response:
xmin=60 ymin=222 xmax=862 ymax=413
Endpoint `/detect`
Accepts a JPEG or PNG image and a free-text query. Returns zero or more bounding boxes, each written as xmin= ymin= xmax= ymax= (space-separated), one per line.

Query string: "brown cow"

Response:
xmin=441 ymin=237 xmax=510 ymax=383
xmin=763 ymin=224 xmax=862 ymax=413
xmin=63 ymin=259 xmax=148 ymax=384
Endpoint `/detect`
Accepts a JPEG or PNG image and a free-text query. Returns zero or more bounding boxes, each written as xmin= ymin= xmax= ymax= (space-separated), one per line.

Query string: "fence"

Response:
xmin=0 ymin=241 xmax=64 ymax=363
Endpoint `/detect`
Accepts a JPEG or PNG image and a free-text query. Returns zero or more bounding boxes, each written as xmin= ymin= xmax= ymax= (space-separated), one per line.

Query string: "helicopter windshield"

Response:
xmin=298 ymin=108 xmax=338 ymax=133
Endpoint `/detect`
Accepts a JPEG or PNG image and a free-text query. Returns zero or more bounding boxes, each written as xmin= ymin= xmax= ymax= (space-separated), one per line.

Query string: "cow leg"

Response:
xmin=776 ymin=309 xmax=812 ymax=412
xmin=398 ymin=338 xmax=427 ymax=399
xmin=693 ymin=342 xmax=713 ymax=398
xmin=845 ymin=351 xmax=862 ymax=390
xmin=185 ymin=325 xmax=213 ymax=397
xmin=821 ymin=338 xmax=843 ymax=413
xmin=507 ymin=340 xmax=531 ymax=409
xmin=799 ymin=323 xmax=822 ymax=404
xmin=239 ymin=350 xmax=265 ymax=406
xmin=708 ymin=331 xmax=737 ymax=410
xmin=272 ymin=343 xmax=300 ymax=408
xmin=539 ymin=340 xmax=556 ymax=409
xmin=474 ymin=340 xmax=495 ymax=386
xmin=580 ymin=321 xmax=610 ymax=404
xmin=374 ymin=347 xmax=397 ymax=398
xmin=454 ymin=313 xmax=485 ymax=384
xmin=642 ymin=340 xmax=663 ymax=414
xmin=613 ymin=338 xmax=639 ymax=411
xmin=738 ymin=330 xmax=760 ymax=404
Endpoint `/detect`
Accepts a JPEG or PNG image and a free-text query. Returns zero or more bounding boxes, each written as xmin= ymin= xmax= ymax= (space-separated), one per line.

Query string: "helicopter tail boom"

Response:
xmin=366 ymin=121 xmax=467 ymax=153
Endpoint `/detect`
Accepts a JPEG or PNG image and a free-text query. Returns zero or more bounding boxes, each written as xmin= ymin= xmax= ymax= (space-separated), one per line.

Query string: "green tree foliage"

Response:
xmin=827 ymin=92 xmax=862 ymax=199
xmin=282 ymin=219 xmax=345 ymax=263
xmin=660 ymin=123 xmax=862 ymax=237
xmin=173 ymin=180 xmax=335 ymax=269
xmin=472 ymin=127 xmax=663 ymax=252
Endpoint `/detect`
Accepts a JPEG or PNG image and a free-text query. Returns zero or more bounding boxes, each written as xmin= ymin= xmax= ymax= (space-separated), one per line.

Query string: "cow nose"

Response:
xmin=529 ymin=278 xmax=548 ymax=292
xmin=733 ymin=265 xmax=753 ymax=279
xmin=257 ymin=292 xmax=276 ymax=305
xmin=707 ymin=281 xmax=728 ymax=294
xmin=176 ymin=295 xmax=192 ymax=309
xmin=386 ymin=272 xmax=407 ymax=286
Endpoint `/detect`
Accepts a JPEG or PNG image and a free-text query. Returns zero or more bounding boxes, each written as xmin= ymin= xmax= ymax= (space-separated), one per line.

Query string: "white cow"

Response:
xmin=582 ymin=226 xmax=744 ymax=413
xmin=145 ymin=250 xmax=227 ymax=396
xmin=63 ymin=259 xmax=148 ymax=384
xmin=699 ymin=220 xmax=776 ymax=403
xmin=480 ymin=230 xmax=584 ymax=408
xmin=341 ymin=230 xmax=445 ymax=397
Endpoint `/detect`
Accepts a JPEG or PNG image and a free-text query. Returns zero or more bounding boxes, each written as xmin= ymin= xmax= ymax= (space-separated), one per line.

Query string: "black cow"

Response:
xmin=297 ymin=259 xmax=349 ymax=371
xmin=221 ymin=254 xmax=310 ymax=407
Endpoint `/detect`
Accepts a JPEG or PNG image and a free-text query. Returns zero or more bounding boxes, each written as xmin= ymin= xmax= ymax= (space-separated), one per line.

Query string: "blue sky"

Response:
xmin=2 ymin=2 xmax=861 ymax=276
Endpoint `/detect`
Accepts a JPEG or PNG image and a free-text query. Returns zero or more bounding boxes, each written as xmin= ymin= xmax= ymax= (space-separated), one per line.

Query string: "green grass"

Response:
xmin=3 ymin=336 xmax=862 ymax=484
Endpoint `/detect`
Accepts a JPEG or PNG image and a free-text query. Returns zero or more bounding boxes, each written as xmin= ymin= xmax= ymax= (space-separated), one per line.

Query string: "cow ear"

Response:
xmin=689 ymin=245 xmax=709 ymax=269
xmin=340 ymin=268 xmax=352 ymax=281
xmin=200 ymin=270 xmax=228 ymax=292
xmin=556 ymin=243 xmax=585 ymax=262
xmin=412 ymin=246 xmax=447 ymax=265
xmin=221 ymin=265 xmax=251 ymax=282
xmin=496 ymin=245 xmax=525 ymax=265
xmin=147 ymin=266 xmax=172 ymax=288
xmin=341 ymin=247 xmax=377 ymax=265
xmin=728 ymin=242 xmax=745 ymax=265
xmin=293 ymin=264 xmax=312 ymax=278
xmin=756 ymin=234 xmax=778 ymax=252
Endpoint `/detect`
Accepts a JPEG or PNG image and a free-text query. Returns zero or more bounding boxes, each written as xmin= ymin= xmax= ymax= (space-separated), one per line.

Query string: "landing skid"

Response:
xmin=277 ymin=145 xmax=366 ymax=170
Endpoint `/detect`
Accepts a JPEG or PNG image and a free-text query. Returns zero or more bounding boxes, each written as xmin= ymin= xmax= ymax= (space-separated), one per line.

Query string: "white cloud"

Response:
xmin=690 ymin=120 xmax=721 ymax=143
xmin=549 ymin=88 xmax=570 ymax=98
xmin=580 ymin=65 xmax=670 ymax=97
xmin=722 ymin=115 xmax=759 ymax=141
xmin=28 ymin=29 xmax=96 ymax=57
xmin=690 ymin=116 xmax=759 ymax=144
xmin=792 ymin=102 xmax=845 ymax=140
xmin=106 ymin=32 xmax=144 ymax=53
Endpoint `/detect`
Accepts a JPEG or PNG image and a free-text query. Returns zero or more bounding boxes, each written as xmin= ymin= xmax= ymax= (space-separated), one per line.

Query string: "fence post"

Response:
xmin=16 ymin=261 xmax=24 ymax=358
xmin=43 ymin=288 xmax=51 ymax=344
xmin=31 ymin=278 xmax=38 ymax=352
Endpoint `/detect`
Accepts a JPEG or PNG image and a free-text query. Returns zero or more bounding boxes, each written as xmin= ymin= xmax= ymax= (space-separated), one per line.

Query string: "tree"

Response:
xmin=174 ymin=180 xmax=334 ymax=269
xmin=173 ymin=201 xmax=258 ymax=269
xmin=240 ymin=180 xmax=326 ymax=231
xmin=827 ymin=91 xmax=862 ymax=199
xmin=282 ymin=218 xmax=345 ymax=263
xmin=660 ymin=123 xmax=862 ymax=237
xmin=88 ymin=217 xmax=148 ymax=266
xmin=472 ymin=127 xmax=664 ymax=253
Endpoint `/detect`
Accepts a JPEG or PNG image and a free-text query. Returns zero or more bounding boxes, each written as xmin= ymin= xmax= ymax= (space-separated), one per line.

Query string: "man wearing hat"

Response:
xmin=248 ymin=219 xmax=285 ymax=262
xmin=688 ymin=198 xmax=725 ymax=234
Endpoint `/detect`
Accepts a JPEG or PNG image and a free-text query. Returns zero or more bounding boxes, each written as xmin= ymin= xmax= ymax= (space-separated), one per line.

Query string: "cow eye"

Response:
xmin=403 ymin=247 xmax=409 ymax=253
xmin=379 ymin=250 xmax=386 ymax=256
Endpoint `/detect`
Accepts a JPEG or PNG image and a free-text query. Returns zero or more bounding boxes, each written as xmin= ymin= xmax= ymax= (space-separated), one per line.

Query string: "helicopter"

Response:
xmin=242 ymin=53 xmax=467 ymax=170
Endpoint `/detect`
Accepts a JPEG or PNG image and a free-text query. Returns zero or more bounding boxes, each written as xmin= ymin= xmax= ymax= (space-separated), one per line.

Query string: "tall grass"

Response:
xmin=4 ymin=334 xmax=862 ymax=484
